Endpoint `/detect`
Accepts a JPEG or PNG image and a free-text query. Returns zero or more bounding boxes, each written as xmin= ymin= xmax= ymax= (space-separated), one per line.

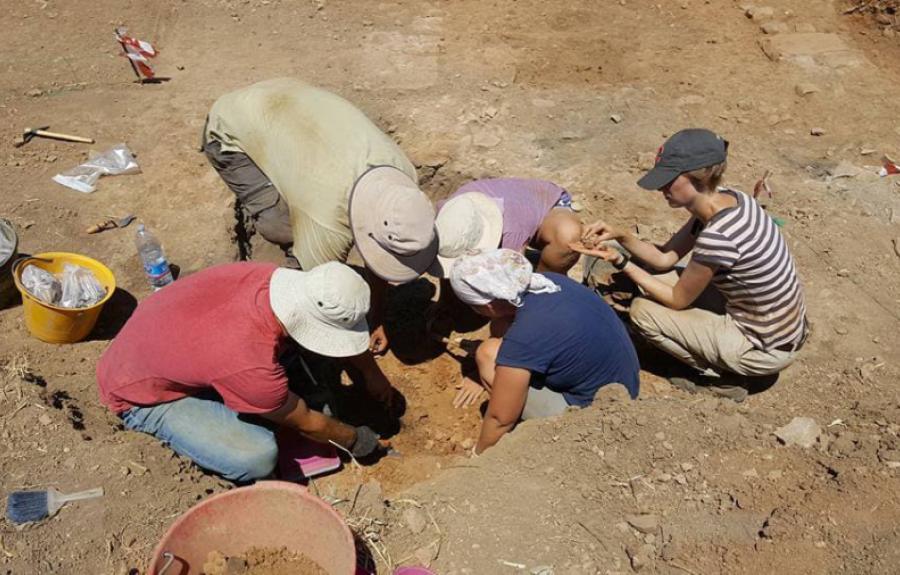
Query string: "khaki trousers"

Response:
xmin=628 ymin=273 xmax=798 ymax=377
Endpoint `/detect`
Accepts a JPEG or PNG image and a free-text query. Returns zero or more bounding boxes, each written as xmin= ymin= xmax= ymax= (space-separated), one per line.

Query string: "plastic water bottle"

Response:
xmin=135 ymin=224 xmax=173 ymax=290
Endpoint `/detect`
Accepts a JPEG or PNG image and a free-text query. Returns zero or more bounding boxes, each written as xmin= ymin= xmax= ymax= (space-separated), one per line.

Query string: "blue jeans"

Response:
xmin=122 ymin=396 xmax=278 ymax=482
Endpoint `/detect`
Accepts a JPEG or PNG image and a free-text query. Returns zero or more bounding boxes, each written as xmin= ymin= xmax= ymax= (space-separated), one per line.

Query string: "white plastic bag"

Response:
xmin=21 ymin=265 xmax=61 ymax=305
xmin=52 ymin=144 xmax=141 ymax=193
xmin=59 ymin=264 xmax=106 ymax=308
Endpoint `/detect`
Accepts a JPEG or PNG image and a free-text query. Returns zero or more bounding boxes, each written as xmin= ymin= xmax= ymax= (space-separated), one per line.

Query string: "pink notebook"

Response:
xmin=276 ymin=431 xmax=342 ymax=481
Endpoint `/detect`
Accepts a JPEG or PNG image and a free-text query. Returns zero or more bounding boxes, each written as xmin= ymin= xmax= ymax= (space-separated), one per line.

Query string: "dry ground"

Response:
xmin=1 ymin=0 xmax=900 ymax=573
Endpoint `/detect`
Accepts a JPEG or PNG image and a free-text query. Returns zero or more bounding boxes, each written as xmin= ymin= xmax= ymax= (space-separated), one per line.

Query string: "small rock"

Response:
xmin=795 ymin=83 xmax=820 ymax=96
xmin=836 ymin=269 xmax=850 ymax=278
xmin=473 ymin=132 xmax=501 ymax=149
xmin=38 ymin=413 xmax=52 ymax=426
xmin=225 ymin=557 xmax=249 ymax=574
xmin=810 ymin=127 xmax=826 ymax=136
xmin=559 ymin=131 xmax=585 ymax=141
xmin=775 ymin=417 xmax=821 ymax=448
xmin=460 ymin=437 xmax=474 ymax=451
xmin=878 ymin=449 xmax=900 ymax=467
xmin=677 ymin=94 xmax=706 ymax=106
xmin=745 ymin=6 xmax=775 ymax=20
xmin=402 ymin=507 xmax=428 ymax=534
xmin=830 ymin=161 xmax=861 ymax=179
xmin=760 ymin=21 xmax=789 ymax=34
xmin=680 ymin=462 xmax=694 ymax=472
xmin=831 ymin=436 xmax=856 ymax=456
xmin=25 ymin=88 xmax=43 ymax=97
xmin=610 ymin=113 xmax=623 ymax=124
xmin=625 ymin=514 xmax=659 ymax=534
xmin=626 ymin=543 xmax=655 ymax=572
xmin=355 ymin=480 xmax=386 ymax=520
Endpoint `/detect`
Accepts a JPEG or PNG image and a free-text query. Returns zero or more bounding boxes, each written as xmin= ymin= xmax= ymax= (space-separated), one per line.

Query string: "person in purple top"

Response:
xmin=430 ymin=178 xmax=583 ymax=277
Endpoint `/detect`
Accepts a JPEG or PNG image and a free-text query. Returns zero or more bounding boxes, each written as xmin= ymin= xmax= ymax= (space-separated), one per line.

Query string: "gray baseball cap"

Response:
xmin=637 ymin=129 xmax=729 ymax=190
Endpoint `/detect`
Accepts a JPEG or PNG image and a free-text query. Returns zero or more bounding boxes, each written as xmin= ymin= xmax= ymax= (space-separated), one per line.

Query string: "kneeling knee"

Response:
xmin=225 ymin=442 xmax=278 ymax=482
xmin=629 ymin=298 xmax=656 ymax=335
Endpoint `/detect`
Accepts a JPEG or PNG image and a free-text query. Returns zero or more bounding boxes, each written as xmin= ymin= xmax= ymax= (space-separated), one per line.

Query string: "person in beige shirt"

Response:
xmin=203 ymin=78 xmax=438 ymax=355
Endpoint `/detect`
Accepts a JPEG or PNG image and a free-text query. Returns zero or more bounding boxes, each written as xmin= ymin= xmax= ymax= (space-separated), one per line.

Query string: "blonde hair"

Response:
xmin=686 ymin=161 xmax=727 ymax=192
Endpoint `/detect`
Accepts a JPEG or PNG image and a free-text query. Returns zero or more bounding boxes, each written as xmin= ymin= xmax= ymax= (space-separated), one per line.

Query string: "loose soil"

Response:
xmin=2 ymin=1 xmax=900 ymax=574
xmin=202 ymin=547 xmax=327 ymax=575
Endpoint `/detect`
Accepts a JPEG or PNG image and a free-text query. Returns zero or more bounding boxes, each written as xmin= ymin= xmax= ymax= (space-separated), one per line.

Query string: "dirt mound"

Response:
xmin=382 ymin=392 xmax=900 ymax=574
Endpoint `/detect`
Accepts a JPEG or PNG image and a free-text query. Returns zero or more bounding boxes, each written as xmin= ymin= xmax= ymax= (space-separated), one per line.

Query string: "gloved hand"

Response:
xmin=350 ymin=425 xmax=381 ymax=458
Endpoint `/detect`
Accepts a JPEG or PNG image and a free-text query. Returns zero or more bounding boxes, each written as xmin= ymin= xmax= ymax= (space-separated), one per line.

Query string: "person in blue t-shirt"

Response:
xmin=449 ymin=249 xmax=640 ymax=454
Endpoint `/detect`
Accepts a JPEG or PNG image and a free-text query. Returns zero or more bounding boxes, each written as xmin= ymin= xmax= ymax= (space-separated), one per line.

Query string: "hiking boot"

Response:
xmin=668 ymin=376 xmax=749 ymax=403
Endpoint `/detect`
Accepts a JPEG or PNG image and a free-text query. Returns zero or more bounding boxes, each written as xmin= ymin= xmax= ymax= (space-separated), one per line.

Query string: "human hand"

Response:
xmin=753 ymin=170 xmax=772 ymax=199
xmin=453 ymin=377 xmax=486 ymax=409
xmin=569 ymin=241 xmax=625 ymax=265
xmin=369 ymin=325 xmax=389 ymax=355
xmin=581 ymin=220 xmax=623 ymax=246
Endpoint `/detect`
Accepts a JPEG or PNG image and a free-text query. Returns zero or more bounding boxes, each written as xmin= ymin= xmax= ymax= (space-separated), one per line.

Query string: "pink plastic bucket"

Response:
xmin=150 ymin=481 xmax=355 ymax=574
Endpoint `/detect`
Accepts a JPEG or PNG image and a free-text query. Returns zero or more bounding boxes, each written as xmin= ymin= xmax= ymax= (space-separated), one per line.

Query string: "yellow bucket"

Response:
xmin=12 ymin=252 xmax=116 ymax=344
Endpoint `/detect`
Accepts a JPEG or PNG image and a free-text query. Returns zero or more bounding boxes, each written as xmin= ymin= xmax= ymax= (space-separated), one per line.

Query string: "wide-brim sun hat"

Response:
xmin=269 ymin=263 xmax=370 ymax=358
xmin=429 ymin=192 xmax=503 ymax=278
xmin=349 ymin=166 xmax=439 ymax=283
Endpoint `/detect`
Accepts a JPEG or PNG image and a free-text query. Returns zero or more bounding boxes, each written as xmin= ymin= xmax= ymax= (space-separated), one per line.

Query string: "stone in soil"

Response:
xmin=402 ymin=506 xmax=428 ymax=534
xmin=625 ymin=513 xmax=659 ymax=534
xmin=775 ymin=417 xmax=821 ymax=448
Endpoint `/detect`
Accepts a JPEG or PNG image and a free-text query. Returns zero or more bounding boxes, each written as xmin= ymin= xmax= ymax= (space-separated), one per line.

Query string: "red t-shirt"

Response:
xmin=97 ymin=262 xmax=289 ymax=414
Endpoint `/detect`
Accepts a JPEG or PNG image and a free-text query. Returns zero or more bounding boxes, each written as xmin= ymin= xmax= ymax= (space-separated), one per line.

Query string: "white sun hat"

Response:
xmin=429 ymin=192 xmax=504 ymax=278
xmin=269 ymin=262 xmax=370 ymax=357
xmin=349 ymin=166 xmax=439 ymax=283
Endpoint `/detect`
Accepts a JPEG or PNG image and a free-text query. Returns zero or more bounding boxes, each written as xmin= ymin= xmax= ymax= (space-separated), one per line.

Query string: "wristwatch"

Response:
xmin=612 ymin=252 xmax=631 ymax=271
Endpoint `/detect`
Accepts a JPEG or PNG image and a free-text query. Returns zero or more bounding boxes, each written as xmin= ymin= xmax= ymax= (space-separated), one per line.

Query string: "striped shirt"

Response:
xmin=692 ymin=189 xmax=807 ymax=350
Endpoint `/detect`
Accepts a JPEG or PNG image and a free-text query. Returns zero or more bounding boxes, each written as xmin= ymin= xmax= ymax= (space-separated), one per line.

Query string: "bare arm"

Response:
xmin=623 ymin=258 xmax=715 ymax=310
xmin=582 ymin=218 xmax=699 ymax=272
xmin=364 ymin=269 xmax=389 ymax=354
xmin=474 ymin=365 xmax=530 ymax=454
xmin=260 ymin=391 xmax=356 ymax=449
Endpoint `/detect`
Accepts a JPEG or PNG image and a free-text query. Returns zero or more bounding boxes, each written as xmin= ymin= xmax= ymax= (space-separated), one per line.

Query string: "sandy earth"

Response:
xmin=2 ymin=0 xmax=900 ymax=573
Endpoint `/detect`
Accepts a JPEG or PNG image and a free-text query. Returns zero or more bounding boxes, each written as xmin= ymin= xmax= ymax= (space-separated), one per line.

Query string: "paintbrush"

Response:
xmin=6 ymin=487 xmax=104 ymax=524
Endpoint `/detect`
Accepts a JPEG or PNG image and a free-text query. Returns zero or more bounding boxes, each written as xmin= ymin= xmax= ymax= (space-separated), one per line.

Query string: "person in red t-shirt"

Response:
xmin=96 ymin=261 xmax=396 ymax=482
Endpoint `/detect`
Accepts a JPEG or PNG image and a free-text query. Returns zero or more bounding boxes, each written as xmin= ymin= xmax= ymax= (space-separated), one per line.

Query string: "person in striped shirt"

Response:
xmin=573 ymin=129 xmax=808 ymax=402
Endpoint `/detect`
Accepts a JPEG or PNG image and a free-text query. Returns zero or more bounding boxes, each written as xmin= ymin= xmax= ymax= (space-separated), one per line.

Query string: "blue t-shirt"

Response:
xmin=496 ymin=273 xmax=640 ymax=406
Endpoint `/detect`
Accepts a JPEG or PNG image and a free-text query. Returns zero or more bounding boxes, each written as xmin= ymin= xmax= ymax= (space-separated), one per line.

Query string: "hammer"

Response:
xmin=14 ymin=126 xmax=94 ymax=147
